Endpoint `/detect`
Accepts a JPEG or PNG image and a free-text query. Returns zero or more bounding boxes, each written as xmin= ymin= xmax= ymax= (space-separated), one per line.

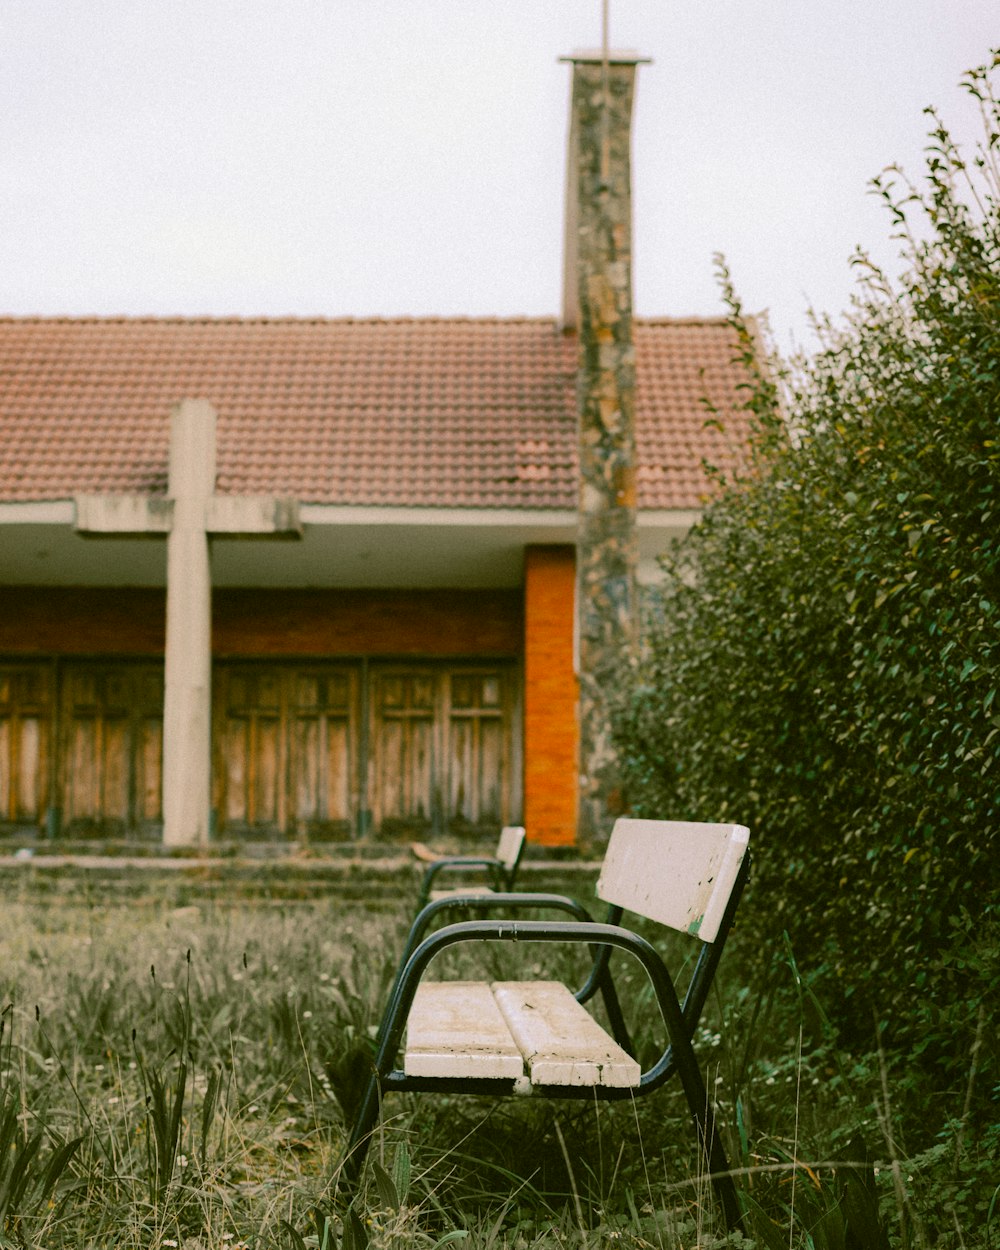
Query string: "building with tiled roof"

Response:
xmin=0 ymin=53 xmax=754 ymax=850
xmin=0 ymin=315 xmax=740 ymax=511
xmin=0 ymin=314 xmax=745 ymax=587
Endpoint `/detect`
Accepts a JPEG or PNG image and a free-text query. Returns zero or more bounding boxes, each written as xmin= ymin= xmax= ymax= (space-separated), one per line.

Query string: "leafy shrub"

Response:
xmin=615 ymin=53 xmax=1000 ymax=1125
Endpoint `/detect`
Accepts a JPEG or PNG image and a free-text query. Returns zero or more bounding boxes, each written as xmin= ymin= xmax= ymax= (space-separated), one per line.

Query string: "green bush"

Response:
xmin=615 ymin=53 xmax=1000 ymax=1124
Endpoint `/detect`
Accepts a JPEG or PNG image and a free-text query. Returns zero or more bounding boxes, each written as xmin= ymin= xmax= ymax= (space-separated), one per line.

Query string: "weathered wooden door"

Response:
xmin=3 ymin=657 xmax=516 ymax=842
xmin=0 ymin=663 xmax=52 ymax=834
xmin=215 ymin=667 xmax=284 ymax=836
xmin=59 ymin=663 xmax=163 ymax=837
xmin=368 ymin=668 xmax=437 ymax=835
xmin=214 ymin=664 xmax=359 ymax=839
xmin=445 ymin=669 xmax=509 ymax=834
xmin=368 ymin=664 xmax=514 ymax=837
xmin=287 ymin=668 xmax=357 ymax=839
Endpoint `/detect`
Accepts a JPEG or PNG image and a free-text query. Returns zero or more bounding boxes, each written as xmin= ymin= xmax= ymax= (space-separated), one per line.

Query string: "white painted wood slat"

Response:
xmin=492 ymin=981 xmax=641 ymax=1087
xmin=496 ymin=825 xmax=526 ymax=870
xmin=404 ymin=981 xmax=524 ymax=1079
xmin=597 ymin=819 xmax=749 ymax=941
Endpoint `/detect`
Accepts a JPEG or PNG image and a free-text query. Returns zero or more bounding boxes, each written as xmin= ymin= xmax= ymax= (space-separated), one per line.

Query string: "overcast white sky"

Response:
xmin=1 ymin=1 xmax=995 ymax=353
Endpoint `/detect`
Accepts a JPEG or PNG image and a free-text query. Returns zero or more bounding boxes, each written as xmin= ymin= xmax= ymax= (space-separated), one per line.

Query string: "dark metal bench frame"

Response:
xmin=413 ymin=825 xmax=527 ymax=911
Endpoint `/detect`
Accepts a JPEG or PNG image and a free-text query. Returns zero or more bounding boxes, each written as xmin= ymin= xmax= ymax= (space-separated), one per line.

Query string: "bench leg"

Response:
xmin=671 ymin=1040 xmax=744 ymax=1232
xmin=695 ymin=1096 xmax=743 ymax=1232
xmin=339 ymin=1071 xmax=382 ymax=1198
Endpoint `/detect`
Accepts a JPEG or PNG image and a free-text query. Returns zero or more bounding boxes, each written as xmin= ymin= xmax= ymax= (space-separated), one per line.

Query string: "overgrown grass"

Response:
xmin=1 ymin=878 xmax=995 ymax=1248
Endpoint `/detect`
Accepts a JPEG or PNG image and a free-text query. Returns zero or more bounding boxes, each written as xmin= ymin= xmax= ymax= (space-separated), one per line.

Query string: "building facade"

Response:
xmin=0 ymin=54 xmax=754 ymax=848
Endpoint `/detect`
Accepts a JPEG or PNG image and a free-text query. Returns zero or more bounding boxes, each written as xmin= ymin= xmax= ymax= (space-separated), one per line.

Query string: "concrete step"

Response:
xmin=0 ymin=843 xmax=600 ymax=904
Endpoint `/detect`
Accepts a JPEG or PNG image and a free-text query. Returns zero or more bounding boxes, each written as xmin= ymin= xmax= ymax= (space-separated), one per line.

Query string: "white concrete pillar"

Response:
xmin=162 ymin=399 xmax=216 ymax=848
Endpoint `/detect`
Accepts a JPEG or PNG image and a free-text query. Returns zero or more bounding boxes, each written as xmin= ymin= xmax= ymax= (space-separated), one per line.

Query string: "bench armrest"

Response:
xmin=411 ymin=889 xmax=592 ymax=935
xmin=401 ymin=893 xmax=596 ymax=986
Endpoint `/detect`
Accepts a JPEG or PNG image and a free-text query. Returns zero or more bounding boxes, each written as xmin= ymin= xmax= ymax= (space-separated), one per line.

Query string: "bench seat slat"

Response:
xmin=404 ymin=981 xmax=524 ymax=1079
xmin=492 ymin=981 xmax=641 ymax=1088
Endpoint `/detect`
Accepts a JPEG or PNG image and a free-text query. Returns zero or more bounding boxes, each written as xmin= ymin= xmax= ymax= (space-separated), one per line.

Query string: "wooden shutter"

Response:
xmin=214 ymin=664 xmax=358 ymax=839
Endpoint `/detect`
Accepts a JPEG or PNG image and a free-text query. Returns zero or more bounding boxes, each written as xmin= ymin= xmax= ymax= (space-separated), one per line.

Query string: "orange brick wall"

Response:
xmin=523 ymin=546 xmax=578 ymax=846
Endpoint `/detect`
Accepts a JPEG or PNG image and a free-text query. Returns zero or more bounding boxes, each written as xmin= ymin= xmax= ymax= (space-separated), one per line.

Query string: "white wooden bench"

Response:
xmin=412 ymin=824 xmax=526 ymax=910
xmin=342 ymin=818 xmax=750 ymax=1232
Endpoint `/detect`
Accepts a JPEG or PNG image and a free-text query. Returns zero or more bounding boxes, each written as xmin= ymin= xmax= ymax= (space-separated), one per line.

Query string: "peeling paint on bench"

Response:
xmin=404 ymin=981 xmax=524 ymax=1079
xmin=493 ymin=981 xmax=640 ymax=1087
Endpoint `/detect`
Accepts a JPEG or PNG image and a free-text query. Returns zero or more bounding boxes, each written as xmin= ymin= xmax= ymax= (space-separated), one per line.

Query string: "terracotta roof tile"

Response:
xmin=0 ymin=316 xmax=750 ymax=511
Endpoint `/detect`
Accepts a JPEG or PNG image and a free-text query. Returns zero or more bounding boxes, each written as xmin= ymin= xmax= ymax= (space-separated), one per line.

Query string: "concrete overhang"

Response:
xmin=0 ymin=501 xmax=698 ymax=589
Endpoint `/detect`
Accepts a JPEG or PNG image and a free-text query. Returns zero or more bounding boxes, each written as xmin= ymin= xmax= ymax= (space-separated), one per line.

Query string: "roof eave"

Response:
xmin=0 ymin=500 xmax=701 ymax=589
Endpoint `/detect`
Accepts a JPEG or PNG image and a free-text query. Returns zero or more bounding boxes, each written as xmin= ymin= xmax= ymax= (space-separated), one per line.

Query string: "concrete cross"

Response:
xmin=74 ymin=398 xmax=301 ymax=847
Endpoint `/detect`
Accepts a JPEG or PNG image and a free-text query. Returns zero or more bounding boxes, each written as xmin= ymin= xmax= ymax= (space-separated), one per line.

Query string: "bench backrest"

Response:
xmin=596 ymin=819 xmax=750 ymax=943
xmin=496 ymin=825 xmax=526 ymax=872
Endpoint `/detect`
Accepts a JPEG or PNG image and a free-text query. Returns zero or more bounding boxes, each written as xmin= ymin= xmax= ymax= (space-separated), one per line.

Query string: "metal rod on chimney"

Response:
xmin=599 ymin=0 xmax=610 ymax=188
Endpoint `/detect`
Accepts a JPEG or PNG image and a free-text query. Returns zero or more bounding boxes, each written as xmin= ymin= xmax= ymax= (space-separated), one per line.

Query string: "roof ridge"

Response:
xmin=0 ymin=313 xmax=566 ymax=327
xmin=0 ymin=313 xmax=739 ymax=329
xmin=634 ymin=315 xmax=731 ymax=326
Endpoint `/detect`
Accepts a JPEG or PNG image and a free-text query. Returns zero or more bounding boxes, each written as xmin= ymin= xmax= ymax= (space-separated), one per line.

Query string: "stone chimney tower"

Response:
xmin=562 ymin=49 xmax=647 ymax=844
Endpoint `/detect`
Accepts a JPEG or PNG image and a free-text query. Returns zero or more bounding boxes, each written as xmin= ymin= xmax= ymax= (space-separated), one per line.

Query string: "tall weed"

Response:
xmin=0 ymin=1004 xmax=83 ymax=1246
